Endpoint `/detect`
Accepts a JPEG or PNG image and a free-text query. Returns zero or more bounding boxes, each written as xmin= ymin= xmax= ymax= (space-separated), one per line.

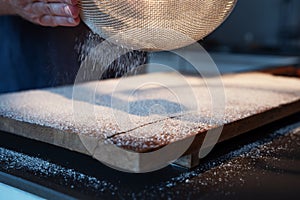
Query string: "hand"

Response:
xmin=8 ymin=0 xmax=80 ymax=27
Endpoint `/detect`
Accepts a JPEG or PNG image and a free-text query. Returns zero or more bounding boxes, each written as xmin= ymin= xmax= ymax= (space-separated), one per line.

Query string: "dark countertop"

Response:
xmin=0 ymin=113 xmax=299 ymax=200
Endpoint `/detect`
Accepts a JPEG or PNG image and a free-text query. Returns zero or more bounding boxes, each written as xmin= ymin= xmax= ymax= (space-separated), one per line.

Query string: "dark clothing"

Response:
xmin=0 ymin=16 xmax=146 ymax=94
xmin=0 ymin=16 xmax=87 ymax=93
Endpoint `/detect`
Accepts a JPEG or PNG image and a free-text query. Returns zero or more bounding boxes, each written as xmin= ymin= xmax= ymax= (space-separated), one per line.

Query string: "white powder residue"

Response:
xmin=157 ymin=121 xmax=300 ymax=189
xmin=0 ymin=121 xmax=299 ymax=198
xmin=0 ymin=147 xmax=118 ymax=193
xmin=0 ymin=72 xmax=299 ymax=152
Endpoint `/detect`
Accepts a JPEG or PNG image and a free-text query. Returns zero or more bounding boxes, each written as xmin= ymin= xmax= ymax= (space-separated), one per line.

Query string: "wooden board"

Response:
xmin=0 ymin=72 xmax=300 ymax=172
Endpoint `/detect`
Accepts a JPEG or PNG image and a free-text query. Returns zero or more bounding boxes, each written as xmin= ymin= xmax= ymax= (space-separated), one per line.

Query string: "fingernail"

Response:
xmin=68 ymin=17 xmax=75 ymax=24
xmin=69 ymin=0 xmax=77 ymax=5
xmin=64 ymin=6 xmax=73 ymax=17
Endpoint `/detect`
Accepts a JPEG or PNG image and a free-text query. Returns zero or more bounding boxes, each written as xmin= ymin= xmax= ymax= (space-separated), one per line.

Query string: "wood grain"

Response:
xmin=0 ymin=72 xmax=300 ymax=172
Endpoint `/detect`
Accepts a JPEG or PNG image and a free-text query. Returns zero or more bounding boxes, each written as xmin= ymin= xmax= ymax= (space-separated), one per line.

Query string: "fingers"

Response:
xmin=29 ymin=1 xmax=80 ymax=26
xmin=37 ymin=0 xmax=78 ymax=6
xmin=64 ymin=4 xmax=79 ymax=18
xmin=14 ymin=0 xmax=81 ymax=27
xmin=38 ymin=15 xmax=80 ymax=26
xmin=31 ymin=2 xmax=79 ymax=18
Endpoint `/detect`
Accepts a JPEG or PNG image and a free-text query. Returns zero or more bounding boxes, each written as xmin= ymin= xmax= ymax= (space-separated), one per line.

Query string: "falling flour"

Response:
xmin=76 ymin=32 xmax=147 ymax=80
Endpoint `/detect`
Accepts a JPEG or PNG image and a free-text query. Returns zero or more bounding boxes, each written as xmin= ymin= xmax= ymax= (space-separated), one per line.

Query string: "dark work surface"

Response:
xmin=0 ymin=113 xmax=299 ymax=199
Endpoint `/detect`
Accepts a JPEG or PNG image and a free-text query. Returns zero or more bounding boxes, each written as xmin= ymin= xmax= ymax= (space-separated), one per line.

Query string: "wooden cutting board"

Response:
xmin=0 ymin=72 xmax=300 ymax=172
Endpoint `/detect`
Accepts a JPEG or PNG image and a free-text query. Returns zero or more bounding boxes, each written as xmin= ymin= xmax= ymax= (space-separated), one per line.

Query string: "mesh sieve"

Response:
xmin=80 ymin=0 xmax=237 ymax=51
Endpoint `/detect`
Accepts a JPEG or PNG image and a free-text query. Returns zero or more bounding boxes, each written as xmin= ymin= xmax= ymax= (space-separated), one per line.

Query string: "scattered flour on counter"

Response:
xmin=152 ymin=122 xmax=300 ymax=191
xmin=0 ymin=122 xmax=299 ymax=198
xmin=0 ymin=147 xmax=118 ymax=193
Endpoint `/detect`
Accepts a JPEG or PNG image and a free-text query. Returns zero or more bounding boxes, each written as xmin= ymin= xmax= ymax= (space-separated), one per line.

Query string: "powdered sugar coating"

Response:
xmin=0 ymin=73 xmax=299 ymax=152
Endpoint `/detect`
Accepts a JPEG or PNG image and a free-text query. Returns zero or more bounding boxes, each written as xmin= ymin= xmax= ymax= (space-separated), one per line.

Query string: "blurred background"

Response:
xmin=203 ymin=0 xmax=300 ymax=55
xmin=148 ymin=0 xmax=300 ymax=75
